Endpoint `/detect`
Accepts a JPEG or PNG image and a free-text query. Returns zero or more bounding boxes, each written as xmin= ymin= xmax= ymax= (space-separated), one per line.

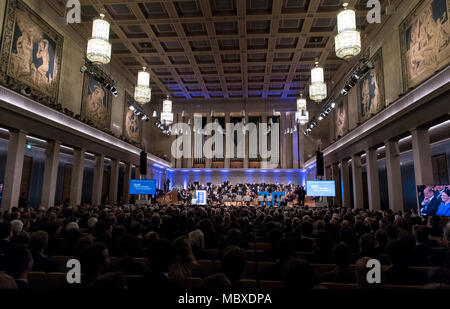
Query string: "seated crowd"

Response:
xmin=0 ymin=198 xmax=449 ymax=289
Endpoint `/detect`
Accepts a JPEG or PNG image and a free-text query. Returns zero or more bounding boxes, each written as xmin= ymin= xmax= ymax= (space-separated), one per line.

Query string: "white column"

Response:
xmin=244 ymin=114 xmax=249 ymax=169
xmin=147 ymin=163 xmax=154 ymax=179
xmin=123 ymin=162 xmax=132 ymax=204
xmin=280 ymin=113 xmax=287 ymax=169
xmin=187 ymin=114 xmax=194 ymax=168
xmin=351 ymin=154 xmax=364 ymax=209
xmin=1 ymin=130 xmax=26 ymax=211
xmin=285 ymin=113 xmax=293 ymax=168
xmin=331 ymin=162 xmax=341 ymax=207
xmin=298 ymin=126 xmax=306 ymax=169
xmin=170 ymin=130 xmax=176 ymax=168
xmin=260 ymin=113 xmax=268 ymax=169
xmin=366 ymin=147 xmax=381 ymax=210
xmin=206 ymin=113 xmax=212 ymax=168
xmin=340 ymin=159 xmax=351 ymax=207
xmin=70 ymin=148 xmax=85 ymax=207
xmin=224 ymin=113 xmax=231 ymax=169
xmin=292 ymin=115 xmax=299 ymax=169
xmin=385 ymin=140 xmax=404 ymax=212
xmin=176 ymin=113 xmax=183 ymax=168
xmin=109 ymin=159 xmax=120 ymax=204
xmin=92 ymin=154 xmax=104 ymax=206
xmin=40 ymin=140 xmax=61 ymax=209
xmin=411 ymin=128 xmax=434 ymax=185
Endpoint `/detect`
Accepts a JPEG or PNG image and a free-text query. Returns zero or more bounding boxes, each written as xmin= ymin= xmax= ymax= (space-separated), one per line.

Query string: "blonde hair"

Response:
xmin=0 ymin=274 xmax=17 ymax=289
xmin=168 ymin=236 xmax=198 ymax=280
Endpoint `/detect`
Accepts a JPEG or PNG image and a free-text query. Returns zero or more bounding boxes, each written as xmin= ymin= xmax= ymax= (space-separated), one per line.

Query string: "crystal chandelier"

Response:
xmin=161 ymin=96 xmax=173 ymax=125
xmin=335 ymin=3 xmax=361 ymax=60
xmin=134 ymin=67 xmax=151 ymax=104
xmin=87 ymin=13 xmax=112 ymax=65
xmin=309 ymin=62 xmax=327 ymax=102
xmin=295 ymin=93 xmax=309 ymax=125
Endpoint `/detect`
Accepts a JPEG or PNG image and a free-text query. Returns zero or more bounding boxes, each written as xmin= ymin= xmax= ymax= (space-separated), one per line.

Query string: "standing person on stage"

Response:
xmin=296 ymin=186 xmax=306 ymax=207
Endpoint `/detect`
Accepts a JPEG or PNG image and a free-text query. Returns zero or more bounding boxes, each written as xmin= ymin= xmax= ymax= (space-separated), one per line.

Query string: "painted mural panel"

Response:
xmin=335 ymin=99 xmax=348 ymax=139
xmin=0 ymin=0 xmax=63 ymax=102
xmin=358 ymin=49 xmax=385 ymax=122
xmin=80 ymin=75 xmax=111 ymax=129
xmin=123 ymin=92 xmax=141 ymax=144
xmin=400 ymin=0 xmax=450 ymax=89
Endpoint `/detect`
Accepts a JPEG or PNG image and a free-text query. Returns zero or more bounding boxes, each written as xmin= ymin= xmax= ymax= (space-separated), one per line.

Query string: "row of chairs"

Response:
xmin=48 ymin=255 xmax=434 ymax=281
xmin=26 ymin=272 xmax=424 ymax=290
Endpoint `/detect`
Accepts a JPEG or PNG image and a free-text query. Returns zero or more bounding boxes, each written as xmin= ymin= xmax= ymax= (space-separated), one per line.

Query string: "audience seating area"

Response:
xmin=1 ymin=204 xmax=449 ymax=289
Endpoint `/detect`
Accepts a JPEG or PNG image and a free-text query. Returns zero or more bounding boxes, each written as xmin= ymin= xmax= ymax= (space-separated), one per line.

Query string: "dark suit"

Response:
xmin=15 ymin=279 xmax=31 ymax=289
xmin=420 ymin=197 xmax=441 ymax=216
xmin=385 ymin=266 xmax=427 ymax=286
xmin=320 ymin=267 xmax=356 ymax=284
xmin=31 ymin=251 xmax=57 ymax=273
xmin=0 ymin=239 xmax=12 ymax=271
xmin=130 ymin=271 xmax=183 ymax=290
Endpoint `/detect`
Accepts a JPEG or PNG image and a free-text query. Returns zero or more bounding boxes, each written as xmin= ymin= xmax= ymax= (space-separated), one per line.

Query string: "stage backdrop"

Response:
xmin=400 ymin=0 xmax=450 ymax=89
xmin=0 ymin=0 xmax=63 ymax=102
xmin=167 ymin=169 xmax=307 ymax=189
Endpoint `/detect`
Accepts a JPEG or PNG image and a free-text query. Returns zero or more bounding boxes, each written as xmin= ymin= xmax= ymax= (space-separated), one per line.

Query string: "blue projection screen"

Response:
xmin=129 ymin=179 xmax=156 ymax=195
xmin=306 ymin=181 xmax=336 ymax=197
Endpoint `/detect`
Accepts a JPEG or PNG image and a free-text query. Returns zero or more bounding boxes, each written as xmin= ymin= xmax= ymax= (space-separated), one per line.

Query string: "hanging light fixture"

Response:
xmin=309 ymin=61 xmax=327 ymax=102
xmin=296 ymin=93 xmax=309 ymax=126
xmin=134 ymin=67 xmax=151 ymax=104
xmin=296 ymin=93 xmax=306 ymax=111
xmin=335 ymin=2 xmax=361 ymax=60
xmin=296 ymin=110 xmax=309 ymax=126
xmin=161 ymin=96 xmax=173 ymax=125
xmin=87 ymin=12 xmax=112 ymax=64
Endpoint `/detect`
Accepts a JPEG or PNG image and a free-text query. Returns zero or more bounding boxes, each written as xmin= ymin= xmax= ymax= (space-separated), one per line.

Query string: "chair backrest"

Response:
xmin=240 ymin=279 xmax=257 ymax=288
xmin=178 ymin=277 xmax=202 ymax=289
xmin=320 ymin=282 xmax=358 ymax=289
xmin=244 ymin=261 xmax=257 ymax=279
xmin=245 ymin=250 xmax=256 ymax=261
xmin=384 ymin=285 xmax=423 ymax=289
xmin=311 ymin=264 xmax=336 ymax=274
xmin=51 ymin=256 xmax=74 ymax=272
xmin=46 ymin=272 xmax=68 ymax=289
xmin=257 ymin=262 xmax=276 ymax=280
xmin=198 ymin=260 xmax=215 ymax=277
xmin=202 ymin=249 xmax=219 ymax=260
xmin=253 ymin=242 xmax=271 ymax=251
xmin=294 ymin=251 xmax=313 ymax=259
xmin=259 ymin=280 xmax=285 ymax=289
xmin=109 ymin=257 xmax=119 ymax=265
xmin=28 ymin=271 xmax=47 ymax=289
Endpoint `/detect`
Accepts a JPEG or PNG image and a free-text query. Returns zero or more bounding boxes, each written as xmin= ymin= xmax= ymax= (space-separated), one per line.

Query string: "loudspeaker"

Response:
xmin=316 ymin=151 xmax=324 ymax=177
xmin=140 ymin=151 xmax=147 ymax=176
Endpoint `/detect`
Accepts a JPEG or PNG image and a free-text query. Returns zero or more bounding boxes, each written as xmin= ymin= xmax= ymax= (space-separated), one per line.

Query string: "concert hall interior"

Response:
xmin=0 ymin=0 xmax=449 ymax=293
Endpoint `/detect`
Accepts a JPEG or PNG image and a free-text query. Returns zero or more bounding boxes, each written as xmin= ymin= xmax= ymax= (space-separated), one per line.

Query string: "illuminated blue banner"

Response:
xmin=129 ymin=179 xmax=156 ymax=195
xmin=306 ymin=181 xmax=336 ymax=197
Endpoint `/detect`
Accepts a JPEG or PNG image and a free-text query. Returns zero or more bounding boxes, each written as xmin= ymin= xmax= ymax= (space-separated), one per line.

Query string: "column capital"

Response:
xmin=9 ymin=128 xmax=28 ymax=135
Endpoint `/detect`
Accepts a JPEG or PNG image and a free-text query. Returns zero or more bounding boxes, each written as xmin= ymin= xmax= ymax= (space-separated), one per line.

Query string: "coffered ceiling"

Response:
xmin=47 ymin=0 xmax=395 ymax=102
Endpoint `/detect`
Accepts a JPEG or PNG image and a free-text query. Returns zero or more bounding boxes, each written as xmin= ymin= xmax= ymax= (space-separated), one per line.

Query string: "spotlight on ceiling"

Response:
xmin=331 ymin=102 xmax=336 ymax=109
xmin=129 ymin=105 xmax=136 ymax=111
